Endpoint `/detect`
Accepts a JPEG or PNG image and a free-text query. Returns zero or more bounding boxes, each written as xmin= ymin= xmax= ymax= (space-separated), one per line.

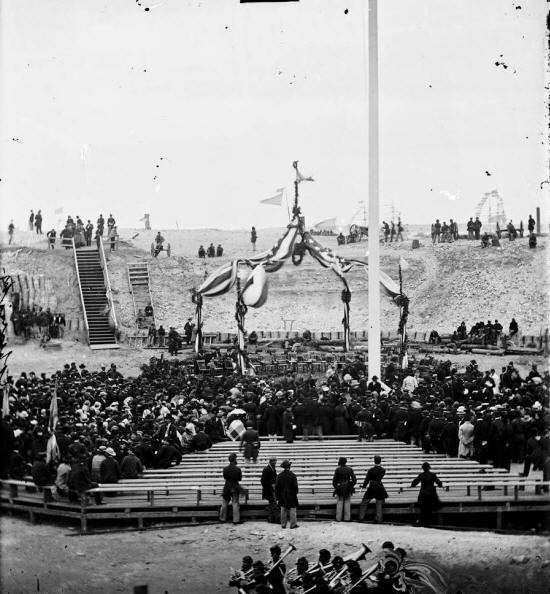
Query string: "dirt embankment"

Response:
xmin=2 ymin=229 xmax=548 ymax=338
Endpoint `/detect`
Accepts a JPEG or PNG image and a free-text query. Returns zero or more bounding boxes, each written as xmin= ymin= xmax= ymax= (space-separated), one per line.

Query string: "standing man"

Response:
xmin=396 ymin=218 xmax=404 ymax=241
xmin=34 ymin=209 xmax=43 ymax=234
xmin=528 ymin=214 xmax=535 ymax=234
xmin=239 ymin=423 xmax=260 ymax=463
xmin=107 ymin=213 xmax=116 ymax=233
xmin=332 ymin=456 xmax=357 ymax=522
xmin=8 ymin=221 xmax=14 ymax=244
xmin=46 ymin=228 xmax=56 ymax=249
xmin=167 ymin=326 xmax=180 ymax=356
xmin=157 ymin=324 xmax=166 ymax=348
xmin=29 ymin=209 xmax=34 ymax=231
xmin=97 ymin=214 xmax=105 ymax=236
xmin=467 ymin=217 xmax=475 ymax=240
xmin=359 ymin=455 xmax=388 ymax=523
xmin=251 ymin=226 xmax=257 ymax=251
xmin=474 ymin=216 xmax=482 ymax=240
xmin=184 ymin=318 xmax=194 ymax=345
xmin=276 ymin=459 xmax=299 ymax=529
xmin=261 ymin=457 xmax=278 ymax=523
xmin=220 ymin=452 xmax=244 ymax=525
xmin=85 ymin=220 xmax=94 ymax=246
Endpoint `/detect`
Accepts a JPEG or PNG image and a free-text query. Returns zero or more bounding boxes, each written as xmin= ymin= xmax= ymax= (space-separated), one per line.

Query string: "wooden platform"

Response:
xmin=2 ymin=439 xmax=549 ymax=533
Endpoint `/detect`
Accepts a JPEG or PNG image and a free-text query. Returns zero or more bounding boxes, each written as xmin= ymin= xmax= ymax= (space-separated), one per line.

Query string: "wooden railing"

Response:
xmin=98 ymin=237 xmax=119 ymax=334
xmin=71 ymin=238 xmax=89 ymax=340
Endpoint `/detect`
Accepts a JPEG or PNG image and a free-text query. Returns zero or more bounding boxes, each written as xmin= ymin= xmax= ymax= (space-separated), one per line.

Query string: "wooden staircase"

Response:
xmin=127 ymin=262 xmax=155 ymax=328
xmin=74 ymin=248 xmax=118 ymax=349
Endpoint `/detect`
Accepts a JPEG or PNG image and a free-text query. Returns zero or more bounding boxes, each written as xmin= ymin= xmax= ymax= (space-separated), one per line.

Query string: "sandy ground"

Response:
xmin=5 ymin=340 xmax=548 ymax=380
xmin=1 ymin=517 xmax=549 ymax=594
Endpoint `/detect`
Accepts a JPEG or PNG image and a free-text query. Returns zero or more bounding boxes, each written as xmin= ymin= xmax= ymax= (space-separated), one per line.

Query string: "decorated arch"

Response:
xmin=191 ymin=162 xmax=409 ymax=373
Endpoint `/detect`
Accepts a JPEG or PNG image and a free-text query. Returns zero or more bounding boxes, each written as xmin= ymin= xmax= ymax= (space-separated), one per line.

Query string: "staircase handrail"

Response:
xmin=98 ymin=237 xmax=119 ymax=334
xmin=145 ymin=263 xmax=157 ymax=327
xmin=71 ymin=238 xmax=90 ymax=341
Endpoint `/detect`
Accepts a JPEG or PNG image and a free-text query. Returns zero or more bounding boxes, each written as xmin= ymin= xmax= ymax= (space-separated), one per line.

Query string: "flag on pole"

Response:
xmin=276 ymin=187 xmax=285 ymax=192
xmin=48 ymin=387 xmax=59 ymax=432
xmin=260 ymin=192 xmax=283 ymax=206
xmin=401 ymin=352 xmax=409 ymax=370
xmin=399 ymin=256 xmax=410 ymax=271
xmin=2 ymin=384 xmax=10 ymax=418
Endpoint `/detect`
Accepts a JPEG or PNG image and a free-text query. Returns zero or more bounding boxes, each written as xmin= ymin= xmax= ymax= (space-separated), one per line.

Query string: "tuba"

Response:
xmin=266 ymin=543 xmax=297 ymax=576
xmin=341 ymin=562 xmax=380 ymax=593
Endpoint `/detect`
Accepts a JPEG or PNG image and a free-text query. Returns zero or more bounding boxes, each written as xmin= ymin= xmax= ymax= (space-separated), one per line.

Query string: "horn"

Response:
xmin=265 ymin=543 xmax=296 ymax=576
xmin=341 ymin=562 xmax=380 ymax=593
xmin=343 ymin=543 xmax=371 ymax=563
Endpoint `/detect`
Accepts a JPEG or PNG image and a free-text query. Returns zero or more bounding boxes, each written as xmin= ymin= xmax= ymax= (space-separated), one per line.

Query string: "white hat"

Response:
xmin=105 ymin=447 xmax=116 ymax=456
xmin=343 ymin=374 xmax=352 ymax=382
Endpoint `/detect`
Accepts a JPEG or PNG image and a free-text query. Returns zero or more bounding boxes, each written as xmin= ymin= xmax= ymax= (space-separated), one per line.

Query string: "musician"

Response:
xmin=266 ymin=545 xmax=287 ymax=594
xmin=276 ymin=459 xmax=299 ymax=529
xmin=261 ymin=457 xmax=279 ymax=523
xmin=288 ymin=557 xmax=314 ymax=593
xmin=359 ymin=455 xmax=388 ymax=523
xmin=220 ymin=453 xmax=244 ymax=524
xmin=250 ymin=561 xmax=273 ymax=593
xmin=229 ymin=555 xmax=254 ymax=588
xmin=345 ymin=560 xmax=370 ymax=594
xmin=332 ymin=457 xmax=357 ymax=522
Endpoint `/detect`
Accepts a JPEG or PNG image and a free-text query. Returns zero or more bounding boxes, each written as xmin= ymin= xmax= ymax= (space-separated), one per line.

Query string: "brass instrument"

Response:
xmin=341 ymin=562 xmax=379 ymax=593
xmin=266 ymin=543 xmax=297 ymax=576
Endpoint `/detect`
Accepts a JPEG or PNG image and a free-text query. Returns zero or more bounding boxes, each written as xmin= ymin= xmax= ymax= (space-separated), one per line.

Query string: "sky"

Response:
xmin=0 ymin=0 xmax=548 ymax=231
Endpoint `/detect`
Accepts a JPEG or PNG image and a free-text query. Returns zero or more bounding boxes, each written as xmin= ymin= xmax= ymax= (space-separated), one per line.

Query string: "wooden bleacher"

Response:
xmin=1 ymin=439 xmax=548 ymax=532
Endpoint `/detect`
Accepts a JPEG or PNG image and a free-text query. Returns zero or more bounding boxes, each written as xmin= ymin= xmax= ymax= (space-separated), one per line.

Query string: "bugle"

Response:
xmin=266 ymin=543 xmax=297 ymax=576
xmin=341 ymin=562 xmax=379 ymax=593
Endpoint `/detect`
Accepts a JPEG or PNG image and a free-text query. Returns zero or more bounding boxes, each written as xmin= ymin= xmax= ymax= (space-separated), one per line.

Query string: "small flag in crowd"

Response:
xmin=227 ymin=419 xmax=246 ymax=441
xmin=401 ymin=352 xmax=409 ymax=370
xmin=48 ymin=387 xmax=59 ymax=432
xmin=2 ymin=384 xmax=10 ymax=417
xmin=399 ymin=256 xmax=410 ymax=271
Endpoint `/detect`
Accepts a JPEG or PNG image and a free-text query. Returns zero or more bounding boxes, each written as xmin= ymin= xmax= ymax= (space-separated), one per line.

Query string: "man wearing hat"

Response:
xmin=266 ymin=544 xmax=287 ymax=594
xmin=359 ymin=455 xmax=388 ymax=523
xmin=240 ymin=423 xmax=260 ymax=463
xmin=275 ymin=459 xmax=299 ymax=529
xmin=332 ymin=456 xmax=357 ymax=521
xmin=261 ymin=456 xmax=279 ymax=523
xmin=220 ymin=452 xmax=244 ymax=524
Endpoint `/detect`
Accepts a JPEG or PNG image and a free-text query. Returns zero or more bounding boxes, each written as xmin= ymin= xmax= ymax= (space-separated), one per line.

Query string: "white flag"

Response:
xmin=276 ymin=187 xmax=285 ymax=192
xmin=399 ymin=257 xmax=410 ymax=271
xmin=401 ymin=353 xmax=409 ymax=369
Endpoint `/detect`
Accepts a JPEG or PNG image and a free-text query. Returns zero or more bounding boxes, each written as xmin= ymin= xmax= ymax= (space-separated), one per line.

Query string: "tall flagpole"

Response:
xmin=367 ymin=0 xmax=381 ymax=381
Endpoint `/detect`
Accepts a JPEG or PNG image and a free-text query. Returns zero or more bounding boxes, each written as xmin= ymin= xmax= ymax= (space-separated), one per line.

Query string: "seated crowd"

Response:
xmin=1 ymin=353 xmax=549 ymax=504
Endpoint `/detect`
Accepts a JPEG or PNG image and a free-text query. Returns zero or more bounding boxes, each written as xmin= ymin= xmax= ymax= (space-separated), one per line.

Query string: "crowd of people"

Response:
xmin=10 ymin=306 xmax=66 ymax=344
xmin=229 ymin=539 xmax=447 ymax=593
xmin=198 ymin=243 xmax=224 ymax=258
xmin=1 ymin=349 xmax=548 ymax=513
xmin=382 ymin=219 xmax=405 ymax=243
xmin=57 ymin=213 xmax=118 ymax=251
xmin=431 ymin=219 xmax=460 ymax=243
xmin=428 ymin=318 xmax=519 ymax=347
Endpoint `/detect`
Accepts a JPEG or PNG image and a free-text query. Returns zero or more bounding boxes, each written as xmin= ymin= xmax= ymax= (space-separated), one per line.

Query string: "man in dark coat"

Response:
xmin=220 ymin=453 xmax=244 ymax=524
xmin=239 ymin=423 xmax=260 ymax=463
xmin=68 ymin=456 xmax=100 ymax=505
xmin=276 ymin=459 xmax=299 ymax=529
xmin=332 ymin=456 xmax=357 ymax=522
xmin=155 ymin=439 xmax=182 ymax=468
xmin=31 ymin=452 xmax=54 ymax=487
xmin=190 ymin=427 xmax=212 ymax=452
xmin=261 ymin=457 xmax=278 ymax=523
xmin=411 ymin=462 xmax=443 ymax=526
xmin=359 ymin=455 xmax=388 ymax=522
